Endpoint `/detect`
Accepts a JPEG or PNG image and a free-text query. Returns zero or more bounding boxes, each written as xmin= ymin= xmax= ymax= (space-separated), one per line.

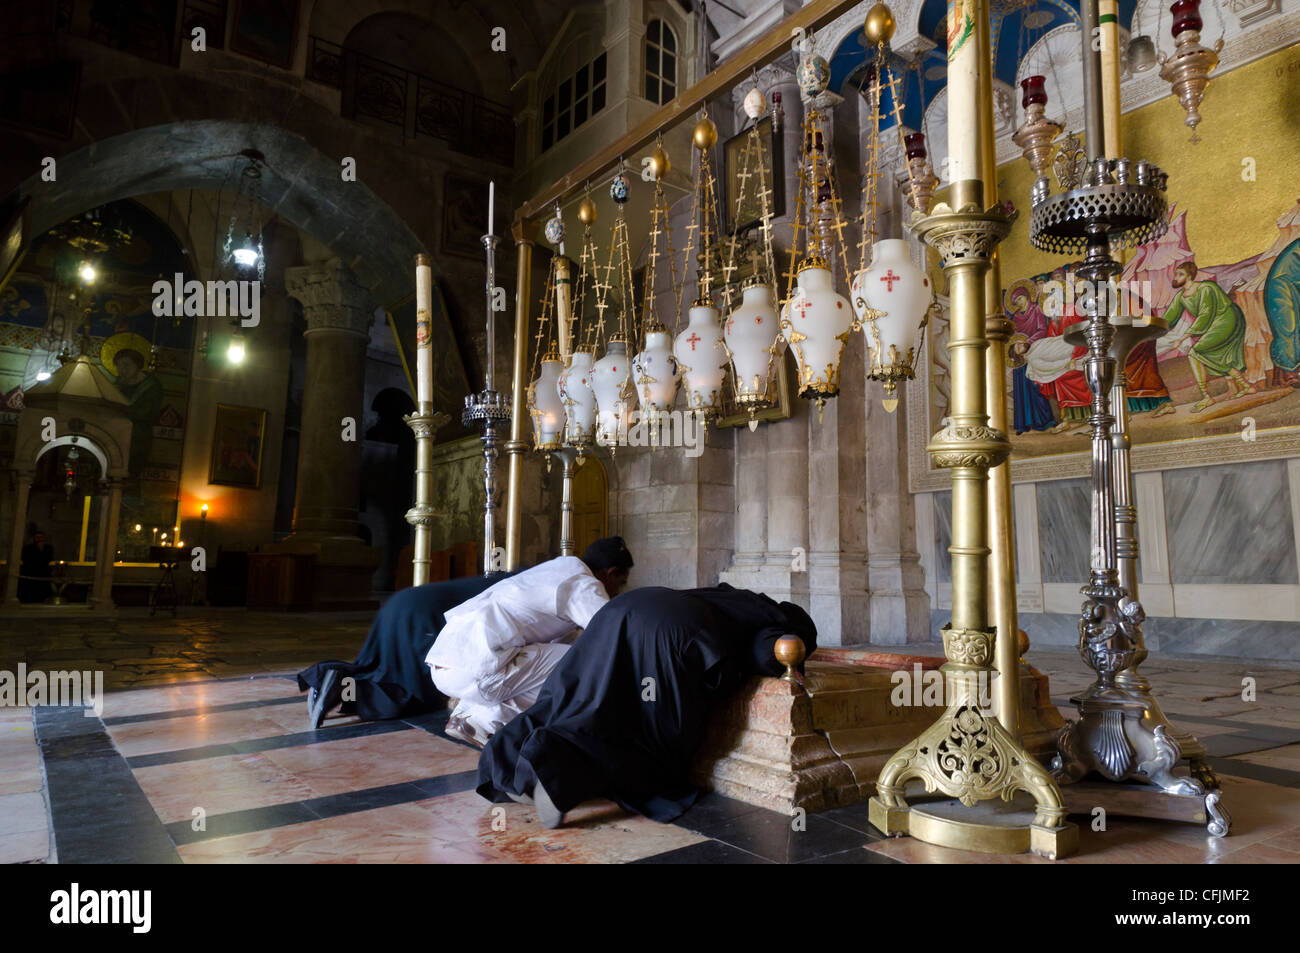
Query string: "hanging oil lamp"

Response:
xmin=1158 ymin=0 xmax=1222 ymax=140
xmin=674 ymin=115 xmax=728 ymax=419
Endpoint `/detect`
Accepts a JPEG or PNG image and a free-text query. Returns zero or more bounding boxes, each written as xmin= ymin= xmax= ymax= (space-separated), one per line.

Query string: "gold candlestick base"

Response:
xmin=404 ymin=403 xmax=450 ymax=587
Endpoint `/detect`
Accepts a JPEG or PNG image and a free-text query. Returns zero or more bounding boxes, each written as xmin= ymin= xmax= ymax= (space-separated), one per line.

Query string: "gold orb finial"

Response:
xmin=577 ymin=197 xmax=598 ymax=225
xmin=692 ymin=117 xmax=718 ymax=150
xmin=649 ymin=145 xmax=671 ymax=181
xmin=774 ymin=635 xmax=806 ymax=683
xmin=864 ymin=3 xmax=896 ymax=46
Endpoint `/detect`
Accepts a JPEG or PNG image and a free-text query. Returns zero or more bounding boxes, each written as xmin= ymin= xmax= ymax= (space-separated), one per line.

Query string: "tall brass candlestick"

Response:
xmin=868 ymin=0 xmax=1074 ymax=859
xmin=406 ymin=253 xmax=449 ymax=586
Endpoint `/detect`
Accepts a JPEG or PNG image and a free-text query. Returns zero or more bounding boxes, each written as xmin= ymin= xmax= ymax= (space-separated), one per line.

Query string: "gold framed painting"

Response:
xmin=209 ymin=404 xmax=268 ymax=488
xmin=723 ymin=116 xmax=784 ymax=234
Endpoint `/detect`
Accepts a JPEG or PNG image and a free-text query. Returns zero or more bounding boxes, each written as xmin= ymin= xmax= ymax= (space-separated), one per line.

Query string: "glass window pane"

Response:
xmin=646 ymin=76 xmax=659 ymax=103
xmin=592 ymin=84 xmax=605 ymax=112
xmin=542 ymin=125 xmax=553 ymax=150
xmin=558 ymin=111 xmax=570 ymax=139
xmin=575 ymin=66 xmax=588 ymax=97
xmin=559 ymin=78 xmax=571 ymax=105
xmin=646 ymin=46 xmax=659 ymax=75
xmin=543 ymin=96 xmax=554 ymax=123
xmin=593 ymin=53 xmax=606 ymax=83
xmin=648 ymin=19 xmax=660 ymax=43
xmin=663 ymin=25 xmax=676 ymax=53
xmin=662 ymin=52 xmax=675 ymax=84
xmin=574 ymin=98 xmax=587 ymax=125
xmin=662 ymin=82 xmax=674 ymax=102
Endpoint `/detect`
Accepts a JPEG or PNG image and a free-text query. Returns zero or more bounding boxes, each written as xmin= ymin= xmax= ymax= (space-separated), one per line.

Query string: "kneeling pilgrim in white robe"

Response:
xmin=425 ymin=556 xmax=611 ymax=739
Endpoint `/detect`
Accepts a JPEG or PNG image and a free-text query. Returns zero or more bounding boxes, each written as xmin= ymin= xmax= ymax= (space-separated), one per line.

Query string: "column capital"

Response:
xmin=285 ymin=259 xmax=375 ymax=338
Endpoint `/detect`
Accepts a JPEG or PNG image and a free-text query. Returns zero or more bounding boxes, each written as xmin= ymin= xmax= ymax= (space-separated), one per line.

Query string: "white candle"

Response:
xmin=488 ymin=181 xmax=495 ymax=237
xmin=415 ymin=254 xmax=433 ymax=405
xmin=946 ymin=0 xmax=980 ymax=184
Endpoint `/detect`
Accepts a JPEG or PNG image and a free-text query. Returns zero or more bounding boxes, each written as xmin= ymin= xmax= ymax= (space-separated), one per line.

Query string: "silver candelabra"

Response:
xmin=463 ymin=232 xmax=511 ymax=575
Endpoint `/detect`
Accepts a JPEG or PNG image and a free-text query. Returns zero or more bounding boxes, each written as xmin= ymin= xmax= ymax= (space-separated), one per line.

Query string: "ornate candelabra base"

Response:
xmin=463 ymin=389 xmax=511 ymax=576
xmin=1031 ymin=153 xmax=1230 ymax=838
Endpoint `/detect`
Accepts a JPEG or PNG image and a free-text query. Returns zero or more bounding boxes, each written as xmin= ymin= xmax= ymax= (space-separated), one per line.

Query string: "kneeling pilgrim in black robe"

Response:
xmin=297 ymin=574 xmax=509 ymax=722
xmin=476 ymin=583 xmax=817 ymax=823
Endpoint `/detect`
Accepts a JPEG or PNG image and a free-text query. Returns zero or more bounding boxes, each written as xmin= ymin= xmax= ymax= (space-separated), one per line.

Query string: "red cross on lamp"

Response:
xmin=851 ymin=238 xmax=932 ymax=412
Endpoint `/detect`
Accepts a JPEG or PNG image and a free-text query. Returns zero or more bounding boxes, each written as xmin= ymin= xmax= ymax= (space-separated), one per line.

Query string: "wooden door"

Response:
xmin=571 ymin=456 xmax=608 ymax=554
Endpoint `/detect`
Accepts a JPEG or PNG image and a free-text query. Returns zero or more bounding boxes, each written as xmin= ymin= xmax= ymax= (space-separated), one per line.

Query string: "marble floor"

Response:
xmin=2 ymin=608 xmax=1299 ymax=864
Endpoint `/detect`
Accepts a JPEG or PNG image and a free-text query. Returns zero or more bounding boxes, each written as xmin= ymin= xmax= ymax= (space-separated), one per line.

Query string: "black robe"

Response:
xmin=297 ymin=574 xmax=509 ymax=721
xmin=476 ymin=583 xmax=817 ymax=822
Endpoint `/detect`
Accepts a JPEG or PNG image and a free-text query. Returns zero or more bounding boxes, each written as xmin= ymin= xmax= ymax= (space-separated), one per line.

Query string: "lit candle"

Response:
xmin=488 ymin=181 xmax=495 ymax=237
xmin=415 ymin=254 xmax=433 ymax=405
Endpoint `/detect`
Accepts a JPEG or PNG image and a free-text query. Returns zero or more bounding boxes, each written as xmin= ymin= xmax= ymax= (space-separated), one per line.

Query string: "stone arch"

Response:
xmin=15 ymin=418 xmax=128 ymax=481
xmin=33 ymin=434 xmax=110 ymax=478
xmin=7 ymin=119 xmax=449 ymax=326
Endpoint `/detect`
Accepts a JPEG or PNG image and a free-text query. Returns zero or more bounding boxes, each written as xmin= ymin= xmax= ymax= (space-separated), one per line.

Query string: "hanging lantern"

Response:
xmin=854 ymin=238 xmax=931 ymax=412
xmin=782 ymin=258 xmax=853 ymax=411
xmin=610 ymin=172 xmax=630 ymax=204
xmin=724 ymin=276 xmax=781 ymax=426
xmin=780 ymin=40 xmax=855 ymax=420
xmin=544 ymin=202 xmax=565 ymax=247
xmin=675 ymin=300 xmax=727 ymax=413
xmin=590 ymin=338 xmax=632 ymax=445
xmin=633 ymin=325 xmax=679 ymax=415
xmin=743 ymin=85 xmax=766 ymax=120
xmin=1128 ymin=34 xmax=1158 ymax=72
xmin=528 ymin=351 xmax=566 ymax=451
xmin=902 ymin=132 xmax=940 ymax=215
xmin=559 ymin=348 xmax=597 ymax=450
xmin=796 ymin=52 xmax=830 ymax=98
xmin=1158 ymin=0 xmax=1222 ymax=138
xmin=1012 ymin=76 xmax=1064 ymax=195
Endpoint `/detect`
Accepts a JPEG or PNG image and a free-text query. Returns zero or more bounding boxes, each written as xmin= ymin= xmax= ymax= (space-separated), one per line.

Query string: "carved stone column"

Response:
xmin=3 ymin=472 xmax=34 ymax=606
xmin=89 ymin=479 xmax=123 ymax=608
xmin=279 ymin=259 xmax=381 ymax=608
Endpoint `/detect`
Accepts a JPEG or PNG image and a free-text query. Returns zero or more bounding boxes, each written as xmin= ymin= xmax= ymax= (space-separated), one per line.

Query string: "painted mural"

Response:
xmin=913 ymin=42 xmax=1300 ymax=488
xmin=1002 ymin=199 xmax=1300 ymax=458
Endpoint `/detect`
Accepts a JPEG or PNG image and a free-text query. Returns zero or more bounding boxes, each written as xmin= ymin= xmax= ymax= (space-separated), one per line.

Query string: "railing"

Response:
xmin=307 ymin=36 xmax=514 ymax=167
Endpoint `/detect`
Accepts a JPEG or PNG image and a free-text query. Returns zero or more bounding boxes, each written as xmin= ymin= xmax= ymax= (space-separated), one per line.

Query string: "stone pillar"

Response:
xmin=3 ymin=472 xmax=33 ymax=606
xmin=280 ymin=259 xmax=381 ymax=609
xmin=89 ymin=480 xmax=123 ymax=608
xmin=865 ymin=389 xmax=932 ymax=643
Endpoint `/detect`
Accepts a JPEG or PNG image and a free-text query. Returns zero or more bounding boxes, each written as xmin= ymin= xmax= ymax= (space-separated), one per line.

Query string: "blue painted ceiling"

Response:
xmin=830 ymin=0 xmax=1139 ymax=130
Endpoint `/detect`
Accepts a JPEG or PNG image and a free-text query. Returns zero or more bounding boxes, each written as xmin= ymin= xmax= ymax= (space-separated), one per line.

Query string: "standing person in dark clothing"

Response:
xmin=18 ymin=529 xmax=54 ymax=603
xmin=477 ymin=583 xmax=817 ymax=828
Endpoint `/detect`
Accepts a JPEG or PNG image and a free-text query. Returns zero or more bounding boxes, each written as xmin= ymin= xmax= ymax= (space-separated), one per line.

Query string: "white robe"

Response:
xmin=425 ymin=556 xmax=609 ymax=730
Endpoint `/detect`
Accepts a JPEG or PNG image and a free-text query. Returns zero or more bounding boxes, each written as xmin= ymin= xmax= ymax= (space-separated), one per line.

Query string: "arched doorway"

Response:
xmin=571 ymin=456 xmax=607 ymax=554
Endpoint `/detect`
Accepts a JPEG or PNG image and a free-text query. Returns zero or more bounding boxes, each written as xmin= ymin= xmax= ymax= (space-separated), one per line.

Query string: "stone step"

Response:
xmin=693 ymin=649 xmax=1066 ymax=815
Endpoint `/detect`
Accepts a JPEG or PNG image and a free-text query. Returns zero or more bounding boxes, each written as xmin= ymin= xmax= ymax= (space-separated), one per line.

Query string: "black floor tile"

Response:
xmin=126 ymin=717 xmax=413 ymax=768
xmin=1203 ymin=733 xmax=1293 ymax=758
xmin=695 ymin=805 xmax=873 ymax=863
xmin=410 ymin=769 xmax=480 ymax=798
xmin=815 ymin=802 xmax=886 ymax=837
xmin=672 ymin=792 xmax=763 ymax=838
xmin=632 ymin=838 xmax=772 ymax=864
xmin=797 ymin=846 xmax=900 ymax=864
xmin=167 ymin=802 xmax=319 ymax=847
xmin=35 ymin=707 xmax=181 ymax=864
xmin=1210 ymin=757 xmax=1300 ymax=789
xmin=104 ymin=694 xmax=302 ymax=726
